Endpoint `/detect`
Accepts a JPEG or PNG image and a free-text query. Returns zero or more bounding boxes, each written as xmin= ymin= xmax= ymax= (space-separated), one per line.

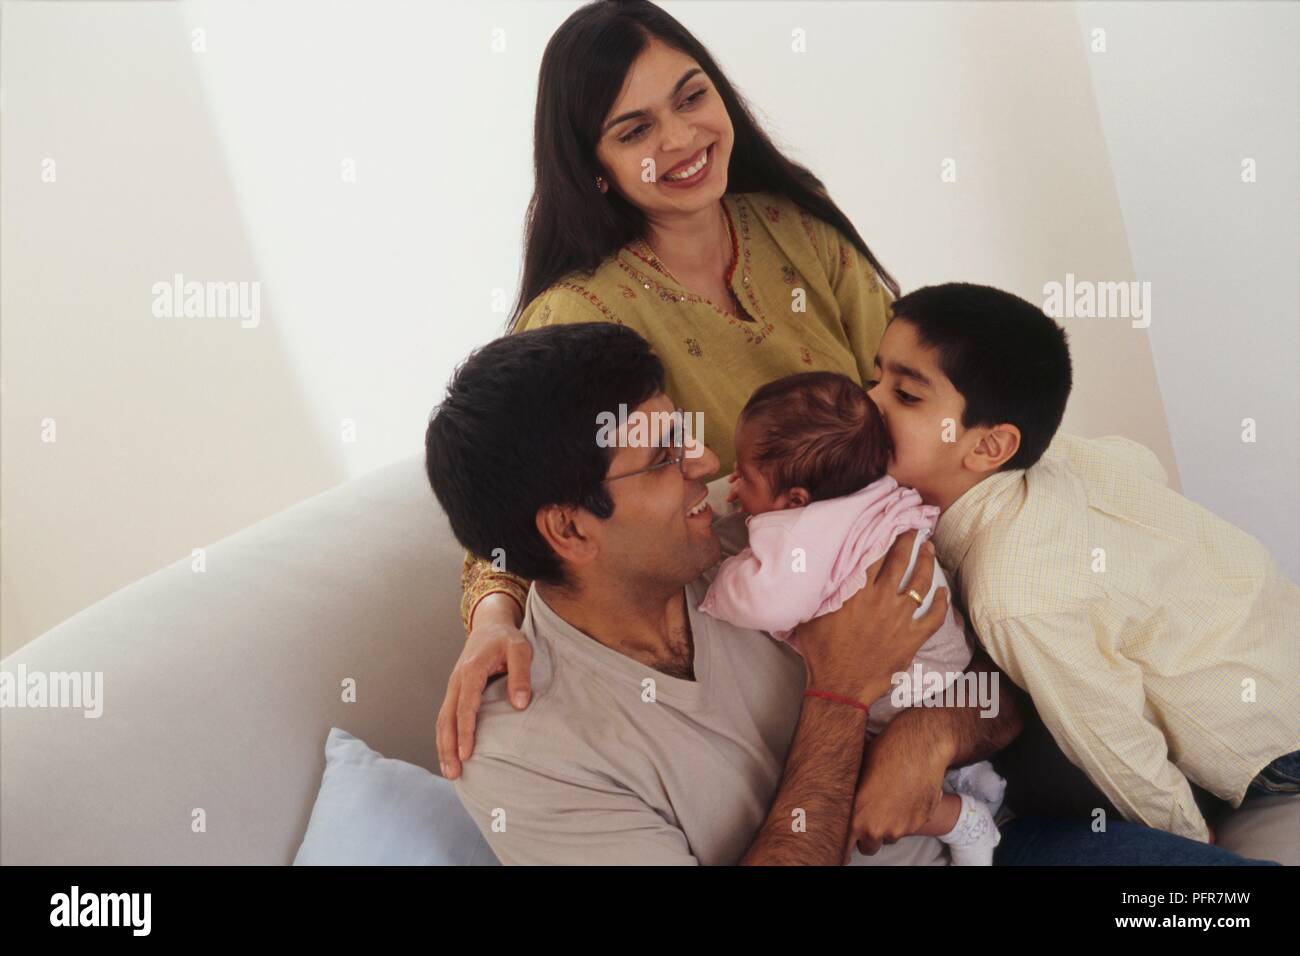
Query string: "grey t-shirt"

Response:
xmin=453 ymin=512 xmax=946 ymax=866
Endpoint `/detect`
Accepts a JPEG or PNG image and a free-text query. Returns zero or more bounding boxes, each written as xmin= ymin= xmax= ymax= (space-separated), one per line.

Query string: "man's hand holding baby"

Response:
xmin=849 ymin=717 xmax=950 ymax=858
xmin=849 ymin=650 xmax=1027 ymax=860
xmin=795 ymin=530 xmax=950 ymax=711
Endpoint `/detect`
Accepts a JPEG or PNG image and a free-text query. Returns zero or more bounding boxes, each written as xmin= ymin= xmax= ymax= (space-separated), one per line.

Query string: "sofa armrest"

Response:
xmin=1 ymin=454 xmax=465 ymax=864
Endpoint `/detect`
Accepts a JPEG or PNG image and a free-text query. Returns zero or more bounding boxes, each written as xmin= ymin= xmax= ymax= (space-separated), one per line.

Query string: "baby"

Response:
xmin=697 ymin=371 xmax=1005 ymax=865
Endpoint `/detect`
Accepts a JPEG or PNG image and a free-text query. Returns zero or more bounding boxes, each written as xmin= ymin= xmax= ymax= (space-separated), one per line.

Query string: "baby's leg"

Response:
xmin=936 ymin=792 xmax=1002 ymax=866
xmin=914 ymin=792 xmax=963 ymax=836
xmin=895 ymin=764 xmax=1009 ymax=865
xmin=910 ymin=792 xmax=1001 ymax=865
xmin=942 ymin=762 xmax=1006 ymax=864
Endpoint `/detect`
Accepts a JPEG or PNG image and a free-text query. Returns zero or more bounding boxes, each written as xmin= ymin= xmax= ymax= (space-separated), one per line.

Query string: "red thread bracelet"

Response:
xmin=804 ymin=689 xmax=870 ymax=712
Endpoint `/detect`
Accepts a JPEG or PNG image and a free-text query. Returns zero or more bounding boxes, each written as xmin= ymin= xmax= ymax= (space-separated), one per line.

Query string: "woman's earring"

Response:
xmin=595 ymin=175 xmax=607 ymax=193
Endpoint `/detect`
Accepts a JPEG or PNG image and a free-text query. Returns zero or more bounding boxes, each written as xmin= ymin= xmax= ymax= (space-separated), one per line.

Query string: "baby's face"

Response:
xmin=726 ymin=418 xmax=801 ymax=515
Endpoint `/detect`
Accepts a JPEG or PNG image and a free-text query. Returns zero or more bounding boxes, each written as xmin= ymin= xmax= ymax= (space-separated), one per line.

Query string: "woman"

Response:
xmin=443 ymin=0 xmax=897 ymax=778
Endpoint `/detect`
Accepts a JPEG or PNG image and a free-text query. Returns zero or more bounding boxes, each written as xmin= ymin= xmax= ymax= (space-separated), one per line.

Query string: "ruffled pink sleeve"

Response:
xmin=697 ymin=517 xmax=829 ymax=637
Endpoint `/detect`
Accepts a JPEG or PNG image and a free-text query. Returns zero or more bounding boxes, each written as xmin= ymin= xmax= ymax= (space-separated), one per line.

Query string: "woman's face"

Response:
xmin=594 ymin=37 xmax=734 ymax=219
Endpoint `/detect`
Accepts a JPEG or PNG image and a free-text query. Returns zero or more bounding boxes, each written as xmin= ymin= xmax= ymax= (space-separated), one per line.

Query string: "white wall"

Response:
xmin=3 ymin=1 xmax=1294 ymax=656
xmin=1079 ymin=1 xmax=1300 ymax=581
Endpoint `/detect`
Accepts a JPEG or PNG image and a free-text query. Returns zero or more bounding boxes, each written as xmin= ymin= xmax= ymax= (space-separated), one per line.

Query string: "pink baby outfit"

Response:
xmin=697 ymin=475 xmax=972 ymax=735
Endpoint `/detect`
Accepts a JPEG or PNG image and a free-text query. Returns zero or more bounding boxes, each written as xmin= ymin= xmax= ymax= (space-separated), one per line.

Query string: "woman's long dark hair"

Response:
xmin=508 ymin=0 xmax=899 ymax=332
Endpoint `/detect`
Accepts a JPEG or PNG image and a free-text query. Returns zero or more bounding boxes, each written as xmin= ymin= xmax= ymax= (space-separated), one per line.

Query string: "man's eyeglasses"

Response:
xmin=601 ymin=408 xmax=689 ymax=483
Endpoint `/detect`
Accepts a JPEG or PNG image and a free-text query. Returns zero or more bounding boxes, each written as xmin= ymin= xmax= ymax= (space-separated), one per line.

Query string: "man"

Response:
xmin=424 ymin=321 xmax=1021 ymax=864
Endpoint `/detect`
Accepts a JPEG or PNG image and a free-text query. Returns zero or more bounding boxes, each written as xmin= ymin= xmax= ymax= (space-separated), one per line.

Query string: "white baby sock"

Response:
xmin=938 ymin=792 xmax=1001 ymax=866
xmin=944 ymin=762 xmax=1008 ymax=815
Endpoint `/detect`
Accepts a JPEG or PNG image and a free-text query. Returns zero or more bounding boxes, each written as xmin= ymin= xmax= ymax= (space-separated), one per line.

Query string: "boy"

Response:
xmin=866 ymin=282 xmax=1299 ymax=843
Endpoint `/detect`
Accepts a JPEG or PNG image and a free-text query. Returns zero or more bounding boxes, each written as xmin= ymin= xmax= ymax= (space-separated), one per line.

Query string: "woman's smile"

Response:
xmin=660 ymin=143 xmax=715 ymax=188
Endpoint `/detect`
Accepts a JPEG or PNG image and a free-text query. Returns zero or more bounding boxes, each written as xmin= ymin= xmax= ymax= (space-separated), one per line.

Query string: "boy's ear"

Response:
xmin=966 ymin=425 xmax=1021 ymax=474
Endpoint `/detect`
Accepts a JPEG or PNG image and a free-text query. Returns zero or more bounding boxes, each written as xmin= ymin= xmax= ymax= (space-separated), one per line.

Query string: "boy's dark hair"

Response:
xmin=425 ymin=322 xmax=665 ymax=590
xmin=889 ymin=283 xmax=1072 ymax=471
xmin=739 ymin=371 xmax=892 ymax=503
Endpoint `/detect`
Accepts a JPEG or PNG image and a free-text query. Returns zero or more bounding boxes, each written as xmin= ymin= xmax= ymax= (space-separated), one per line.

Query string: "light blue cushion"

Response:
xmin=294 ymin=727 xmax=499 ymax=866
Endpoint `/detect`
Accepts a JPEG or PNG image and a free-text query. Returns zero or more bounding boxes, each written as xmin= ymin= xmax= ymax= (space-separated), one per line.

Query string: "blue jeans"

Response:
xmin=1247 ymin=748 xmax=1300 ymax=797
xmin=995 ymin=817 xmax=1281 ymax=866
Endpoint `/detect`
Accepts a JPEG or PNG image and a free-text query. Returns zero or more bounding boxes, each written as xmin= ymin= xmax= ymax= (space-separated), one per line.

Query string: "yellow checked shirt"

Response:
xmin=459 ymin=190 xmax=894 ymax=634
xmin=933 ymin=432 xmax=1300 ymax=842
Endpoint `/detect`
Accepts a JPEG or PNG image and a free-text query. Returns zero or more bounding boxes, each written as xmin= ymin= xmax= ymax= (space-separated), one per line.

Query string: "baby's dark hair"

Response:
xmin=739 ymin=371 xmax=892 ymax=503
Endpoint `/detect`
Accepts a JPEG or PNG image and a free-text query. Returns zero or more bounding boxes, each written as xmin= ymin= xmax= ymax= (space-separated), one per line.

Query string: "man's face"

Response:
xmin=867 ymin=319 xmax=980 ymax=506
xmin=593 ymin=393 xmax=722 ymax=590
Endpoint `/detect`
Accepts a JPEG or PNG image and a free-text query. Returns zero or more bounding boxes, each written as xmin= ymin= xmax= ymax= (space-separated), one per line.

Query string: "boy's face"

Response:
xmin=867 ymin=319 xmax=983 ymax=507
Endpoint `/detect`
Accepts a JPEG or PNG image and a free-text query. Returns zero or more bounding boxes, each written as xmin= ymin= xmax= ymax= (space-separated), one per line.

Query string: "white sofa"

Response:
xmin=1 ymin=454 xmax=1294 ymax=864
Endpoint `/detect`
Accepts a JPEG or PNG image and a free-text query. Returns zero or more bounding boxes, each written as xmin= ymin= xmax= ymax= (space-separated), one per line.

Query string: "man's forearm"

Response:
xmin=739 ymin=697 xmax=869 ymax=865
xmin=892 ymin=651 xmax=1025 ymax=768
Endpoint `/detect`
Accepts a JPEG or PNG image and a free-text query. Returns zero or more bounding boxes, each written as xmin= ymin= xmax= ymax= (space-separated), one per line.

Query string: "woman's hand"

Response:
xmin=438 ymin=595 xmax=532 ymax=779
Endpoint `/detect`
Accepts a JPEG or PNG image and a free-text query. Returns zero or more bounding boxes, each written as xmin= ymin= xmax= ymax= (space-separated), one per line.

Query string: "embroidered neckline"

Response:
xmin=619 ymin=194 xmax=759 ymax=324
xmin=631 ymin=201 xmax=736 ymax=286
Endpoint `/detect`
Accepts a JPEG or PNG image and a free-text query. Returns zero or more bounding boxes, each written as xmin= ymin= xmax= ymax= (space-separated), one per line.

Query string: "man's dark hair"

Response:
xmin=425 ymin=322 xmax=665 ymax=589
xmin=889 ymin=283 xmax=1073 ymax=471
xmin=740 ymin=371 xmax=891 ymax=503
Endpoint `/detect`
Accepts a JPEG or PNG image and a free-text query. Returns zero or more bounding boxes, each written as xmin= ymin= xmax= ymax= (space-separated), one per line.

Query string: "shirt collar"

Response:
xmin=525 ymin=583 xmax=710 ymax=705
xmin=932 ymin=468 xmax=1026 ymax=574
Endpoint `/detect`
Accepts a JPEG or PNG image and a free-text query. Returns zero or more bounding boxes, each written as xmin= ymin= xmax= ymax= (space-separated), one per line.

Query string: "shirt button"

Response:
xmin=742 ymin=274 xmax=750 ymax=285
